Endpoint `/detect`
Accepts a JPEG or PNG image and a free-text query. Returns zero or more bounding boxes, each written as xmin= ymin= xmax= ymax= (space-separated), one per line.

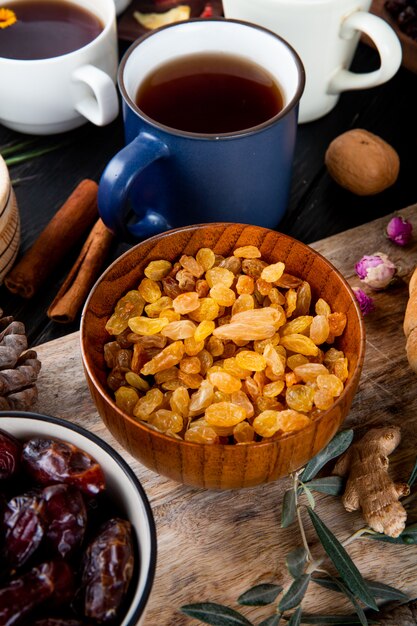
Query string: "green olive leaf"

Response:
xmin=408 ymin=457 xmax=417 ymax=486
xmin=300 ymin=483 xmax=315 ymax=509
xmin=278 ymin=575 xmax=311 ymax=612
xmin=304 ymin=476 xmax=344 ymax=496
xmin=286 ymin=547 xmax=307 ymax=579
xmin=301 ymin=430 xmax=354 ymax=482
xmin=3 ymin=142 xmax=67 ymax=167
xmin=288 ymin=606 xmax=303 ymax=626
xmin=180 ymin=602 xmax=254 ymax=625
xmin=238 ymin=584 xmax=282 ymax=606
xmin=281 ymin=488 xmax=296 ymax=528
xmin=306 ymin=508 xmax=377 ymax=610
xmin=299 ymin=615 xmax=379 ymax=624
xmin=312 ymin=576 xmax=409 ymax=602
xmin=325 ymin=576 xmax=368 ymax=626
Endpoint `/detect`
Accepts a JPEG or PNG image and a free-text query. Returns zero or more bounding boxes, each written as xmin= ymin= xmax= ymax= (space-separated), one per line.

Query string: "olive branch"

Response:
xmin=180 ymin=431 xmax=417 ymax=626
xmin=1 ymin=139 xmax=68 ymax=184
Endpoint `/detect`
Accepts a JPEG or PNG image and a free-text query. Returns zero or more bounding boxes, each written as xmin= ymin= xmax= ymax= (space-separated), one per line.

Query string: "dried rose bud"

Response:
xmin=386 ymin=216 xmax=412 ymax=246
xmin=353 ymin=288 xmax=375 ymax=316
xmin=354 ymin=252 xmax=396 ymax=290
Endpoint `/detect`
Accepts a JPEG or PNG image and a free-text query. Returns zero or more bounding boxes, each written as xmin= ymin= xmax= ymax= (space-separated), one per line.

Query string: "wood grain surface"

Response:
xmin=33 ymin=205 xmax=417 ymax=625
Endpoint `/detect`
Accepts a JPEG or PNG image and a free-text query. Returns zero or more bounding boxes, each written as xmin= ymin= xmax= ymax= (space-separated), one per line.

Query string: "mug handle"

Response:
xmin=98 ymin=132 xmax=171 ymax=242
xmin=328 ymin=11 xmax=402 ymax=94
xmin=72 ymin=64 xmax=119 ymax=126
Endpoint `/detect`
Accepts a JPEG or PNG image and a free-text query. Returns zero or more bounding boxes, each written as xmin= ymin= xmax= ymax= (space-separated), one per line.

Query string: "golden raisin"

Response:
xmin=208 ymin=371 xmax=242 ymax=394
xmin=205 ymin=402 xmax=247 ymax=427
xmin=115 ymin=386 xmax=140 ymax=415
xmin=310 ymin=315 xmax=330 ymax=345
xmin=179 ymin=254 xmax=205 ymax=278
xmin=144 ymin=260 xmax=172 ymax=281
xmin=210 ymin=285 xmax=236 ymax=307
xmin=172 ymin=292 xmax=200 ymax=314
xmin=188 ymin=298 xmax=220 ymax=322
xmin=128 ymin=316 xmax=169 ymax=336
xmin=138 ymin=278 xmax=162 ymax=303
xmin=141 ymin=341 xmax=185 ymax=376
xmin=144 ymin=296 xmax=173 ymax=318
xmin=236 ymin=275 xmax=254 ymax=295
xmin=179 ymin=356 xmax=201 ymax=374
xmin=261 ymin=262 xmax=285 ymax=283
xmin=233 ymin=246 xmax=261 ymax=259
xmin=134 ymin=388 xmax=164 ymax=420
xmin=235 ymin=350 xmax=266 ymax=372
xmin=161 ymin=320 xmax=197 ymax=340
xmin=205 ymin=267 xmax=235 ymax=288
xmin=196 ymin=248 xmax=216 ymax=271
xmin=233 ymin=421 xmax=255 ymax=443
xmin=280 ymin=334 xmax=319 ymax=357
xmin=194 ymin=320 xmax=215 ymax=343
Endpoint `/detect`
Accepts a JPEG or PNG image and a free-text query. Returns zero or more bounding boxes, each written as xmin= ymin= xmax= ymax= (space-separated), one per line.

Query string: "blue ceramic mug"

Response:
xmin=98 ymin=18 xmax=305 ymax=242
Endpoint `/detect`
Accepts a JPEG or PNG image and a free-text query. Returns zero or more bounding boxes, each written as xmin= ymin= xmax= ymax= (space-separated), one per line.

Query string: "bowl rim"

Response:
xmin=0 ymin=409 xmax=157 ymax=626
xmin=80 ymin=222 xmax=366 ymax=450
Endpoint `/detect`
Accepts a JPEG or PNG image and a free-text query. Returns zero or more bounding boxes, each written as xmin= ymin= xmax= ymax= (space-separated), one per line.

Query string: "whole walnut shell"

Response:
xmin=325 ymin=129 xmax=400 ymax=195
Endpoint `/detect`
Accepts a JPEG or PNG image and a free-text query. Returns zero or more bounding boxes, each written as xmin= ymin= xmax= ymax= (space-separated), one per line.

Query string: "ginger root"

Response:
xmin=404 ymin=266 xmax=417 ymax=372
xmin=332 ymin=426 xmax=410 ymax=538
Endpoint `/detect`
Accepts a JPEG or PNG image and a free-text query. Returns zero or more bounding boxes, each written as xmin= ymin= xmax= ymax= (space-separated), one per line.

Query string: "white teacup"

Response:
xmin=223 ymin=0 xmax=402 ymax=123
xmin=0 ymin=0 xmax=119 ymax=135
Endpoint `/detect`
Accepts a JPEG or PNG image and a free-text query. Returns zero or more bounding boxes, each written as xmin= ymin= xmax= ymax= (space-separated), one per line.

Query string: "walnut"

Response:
xmin=325 ymin=129 xmax=400 ymax=195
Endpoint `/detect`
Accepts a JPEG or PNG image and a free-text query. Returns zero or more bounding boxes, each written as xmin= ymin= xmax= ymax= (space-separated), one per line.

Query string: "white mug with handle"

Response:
xmin=0 ymin=0 xmax=119 ymax=135
xmin=222 ymin=0 xmax=402 ymax=123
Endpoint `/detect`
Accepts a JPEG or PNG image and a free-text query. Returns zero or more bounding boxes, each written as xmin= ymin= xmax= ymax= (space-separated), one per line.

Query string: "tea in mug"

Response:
xmin=0 ymin=0 xmax=103 ymax=60
xmin=135 ymin=53 xmax=284 ymax=134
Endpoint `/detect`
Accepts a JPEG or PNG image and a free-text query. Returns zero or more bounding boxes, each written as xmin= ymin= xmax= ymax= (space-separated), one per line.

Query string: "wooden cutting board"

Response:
xmin=34 ymin=205 xmax=417 ymax=625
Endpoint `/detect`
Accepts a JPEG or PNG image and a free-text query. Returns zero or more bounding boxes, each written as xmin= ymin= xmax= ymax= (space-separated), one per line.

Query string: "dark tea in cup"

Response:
xmin=135 ymin=52 xmax=284 ymax=134
xmin=0 ymin=0 xmax=103 ymax=60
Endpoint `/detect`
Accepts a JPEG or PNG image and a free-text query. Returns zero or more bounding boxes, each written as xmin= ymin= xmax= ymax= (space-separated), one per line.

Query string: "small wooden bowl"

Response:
xmin=0 ymin=155 xmax=20 ymax=285
xmin=81 ymin=223 xmax=365 ymax=489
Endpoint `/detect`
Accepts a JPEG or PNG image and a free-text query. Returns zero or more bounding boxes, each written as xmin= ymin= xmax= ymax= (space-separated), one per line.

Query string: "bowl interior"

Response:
xmin=81 ymin=223 xmax=365 ymax=486
xmin=0 ymin=411 xmax=157 ymax=626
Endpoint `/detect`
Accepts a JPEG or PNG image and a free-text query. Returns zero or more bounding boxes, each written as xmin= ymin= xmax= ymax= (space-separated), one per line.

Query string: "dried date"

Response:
xmin=82 ymin=518 xmax=134 ymax=622
xmin=4 ymin=491 xmax=45 ymax=569
xmin=0 ymin=560 xmax=74 ymax=626
xmin=0 ymin=428 xmax=22 ymax=481
xmin=22 ymin=438 xmax=105 ymax=496
xmin=43 ymin=484 xmax=87 ymax=559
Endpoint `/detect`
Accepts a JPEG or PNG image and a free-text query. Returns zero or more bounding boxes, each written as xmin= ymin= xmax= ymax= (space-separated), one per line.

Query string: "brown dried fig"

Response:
xmin=325 ymin=129 xmax=400 ymax=196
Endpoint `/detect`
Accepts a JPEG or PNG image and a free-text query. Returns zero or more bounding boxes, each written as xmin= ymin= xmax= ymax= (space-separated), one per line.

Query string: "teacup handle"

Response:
xmin=98 ymin=132 xmax=171 ymax=242
xmin=328 ymin=11 xmax=402 ymax=94
xmin=72 ymin=64 xmax=119 ymax=126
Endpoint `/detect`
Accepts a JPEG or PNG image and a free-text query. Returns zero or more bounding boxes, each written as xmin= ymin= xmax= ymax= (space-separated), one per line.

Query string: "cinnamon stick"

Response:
xmin=4 ymin=179 xmax=99 ymax=298
xmin=47 ymin=219 xmax=114 ymax=323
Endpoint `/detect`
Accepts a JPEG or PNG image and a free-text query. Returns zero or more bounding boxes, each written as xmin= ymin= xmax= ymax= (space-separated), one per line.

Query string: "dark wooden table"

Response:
xmin=1 ymin=38 xmax=416 ymax=348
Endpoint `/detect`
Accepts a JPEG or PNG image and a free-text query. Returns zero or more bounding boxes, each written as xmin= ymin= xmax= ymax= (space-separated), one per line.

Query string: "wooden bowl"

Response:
xmin=0 ymin=155 xmax=20 ymax=285
xmin=81 ymin=223 xmax=365 ymax=489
